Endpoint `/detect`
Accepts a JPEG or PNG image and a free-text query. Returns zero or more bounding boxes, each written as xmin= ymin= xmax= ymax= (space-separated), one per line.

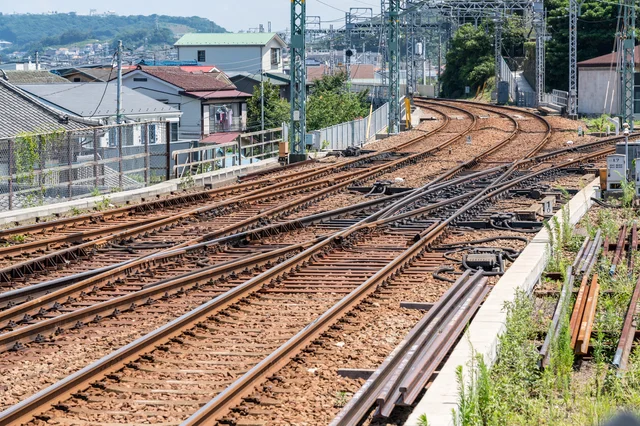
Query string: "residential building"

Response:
xmin=0 ymin=78 xmax=94 ymax=177
xmin=174 ymin=33 xmax=286 ymax=74
xmin=227 ymin=71 xmax=291 ymax=99
xmin=18 ymin=82 xmax=182 ymax=146
xmin=578 ymin=47 xmax=640 ymax=116
xmin=121 ymin=65 xmax=251 ymax=140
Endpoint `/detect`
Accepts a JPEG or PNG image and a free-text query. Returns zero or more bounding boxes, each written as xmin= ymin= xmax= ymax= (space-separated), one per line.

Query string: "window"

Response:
xmin=170 ymin=123 xmax=179 ymax=141
xmin=149 ymin=124 xmax=157 ymax=144
xmin=133 ymin=77 xmax=148 ymax=82
xmin=73 ymin=77 xmax=81 ymax=82
xmin=270 ymin=48 xmax=281 ymax=65
xmin=197 ymin=50 xmax=206 ymax=62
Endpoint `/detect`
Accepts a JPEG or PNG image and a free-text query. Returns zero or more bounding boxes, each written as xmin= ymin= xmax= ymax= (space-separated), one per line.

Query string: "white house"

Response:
xmin=578 ymin=46 xmax=640 ymax=116
xmin=121 ymin=65 xmax=251 ymax=140
xmin=174 ymin=33 xmax=286 ymax=74
xmin=18 ymin=82 xmax=182 ymax=147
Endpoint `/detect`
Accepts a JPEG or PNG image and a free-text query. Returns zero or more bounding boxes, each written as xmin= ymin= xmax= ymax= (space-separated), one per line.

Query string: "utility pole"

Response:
xmin=568 ymin=0 xmax=578 ymax=118
xmin=35 ymin=50 xmax=39 ymax=70
xmin=116 ymin=40 xmax=123 ymax=124
xmin=621 ymin=0 xmax=635 ymax=131
xmin=387 ymin=0 xmax=401 ymax=133
xmin=329 ymin=24 xmax=335 ymax=75
xmin=533 ymin=1 xmax=545 ymax=106
xmin=289 ymin=0 xmax=307 ymax=163
xmin=260 ymin=68 xmax=265 ymax=133
xmin=494 ymin=14 xmax=502 ymax=87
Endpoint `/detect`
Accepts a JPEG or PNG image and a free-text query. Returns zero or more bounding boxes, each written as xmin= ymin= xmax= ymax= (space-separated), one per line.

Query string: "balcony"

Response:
xmin=209 ymin=116 xmax=244 ymax=134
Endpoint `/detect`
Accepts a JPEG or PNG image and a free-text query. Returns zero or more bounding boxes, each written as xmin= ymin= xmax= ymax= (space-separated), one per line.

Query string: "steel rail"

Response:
xmin=326 ymin=135 xmax=614 ymax=426
xmin=0 ymin=191 xmax=415 ymax=339
xmin=0 ymin=106 xmax=465 ymax=287
xmin=0 ymin=145 xmax=610 ymax=426
xmin=613 ymin=274 xmax=640 ymax=369
xmin=183 ymin=146 xmax=612 ymax=426
xmin=0 ymin=191 xmax=480 ymax=350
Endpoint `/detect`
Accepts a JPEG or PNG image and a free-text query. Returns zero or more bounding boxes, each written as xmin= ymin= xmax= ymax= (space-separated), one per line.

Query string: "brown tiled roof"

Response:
xmin=578 ymin=46 xmax=640 ymax=68
xmin=137 ymin=66 xmax=235 ymax=91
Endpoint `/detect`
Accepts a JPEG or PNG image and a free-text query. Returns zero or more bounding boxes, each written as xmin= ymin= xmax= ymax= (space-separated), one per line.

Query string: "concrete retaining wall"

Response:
xmin=405 ymin=177 xmax=599 ymax=426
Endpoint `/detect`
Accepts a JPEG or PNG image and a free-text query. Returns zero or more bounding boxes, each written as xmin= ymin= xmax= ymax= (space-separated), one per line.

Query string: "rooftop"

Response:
xmin=227 ymin=71 xmax=288 ymax=86
xmin=0 ymin=70 xmax=69 ymax=84
xmin=18 ymin=83 xmax=180 ymax=119
xmin=578 ymin=47 xmax=640 ymax=68
xmin=63 ymin=67 xmax=136 ymax=82
xmin=175 ymin=32 xmax=284 ymax=47
xmin=134 ymin=66 xmax=235 ymax=91
xmin=0 ymin=79 xmax=91 ymax=140
xmin=306 ymin=64 xmax=376 ymax=82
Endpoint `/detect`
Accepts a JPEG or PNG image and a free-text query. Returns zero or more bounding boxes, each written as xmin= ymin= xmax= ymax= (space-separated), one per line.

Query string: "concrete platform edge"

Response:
xmin=404 ymin=177 xmax=599 ymax=426
xmin=0 ymin=159 xmax=278 ymax=226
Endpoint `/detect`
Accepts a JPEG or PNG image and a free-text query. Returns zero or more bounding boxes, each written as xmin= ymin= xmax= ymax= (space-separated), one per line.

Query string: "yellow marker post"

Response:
xmin=404 ymin=97 xmax=412 ymax=130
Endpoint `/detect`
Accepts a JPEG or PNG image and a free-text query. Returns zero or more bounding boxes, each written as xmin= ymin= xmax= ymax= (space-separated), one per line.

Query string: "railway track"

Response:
xmin=0 ymin=132 xmax=612 ymax=426
xmin=0 ymin=100 xmax=626 ymax=425
xmin=0 ymin=104 xmax=471 ymax=292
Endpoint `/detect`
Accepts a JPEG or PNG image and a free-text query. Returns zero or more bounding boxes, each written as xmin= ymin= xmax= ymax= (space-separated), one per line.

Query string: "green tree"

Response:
xmin=306 ymin=72 xmax=370 ymax=131
xmin=545 ymin=0 xmax=619 ymax=91
xmin=246 ymin=81 xmax=290 ymax=131
xmin=440 ymin=23 xmax=494 ymax=97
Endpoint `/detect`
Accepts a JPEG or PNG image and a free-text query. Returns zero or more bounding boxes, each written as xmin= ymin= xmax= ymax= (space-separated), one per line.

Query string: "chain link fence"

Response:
xmin=0 ymin=122 xmax=172 ymax=211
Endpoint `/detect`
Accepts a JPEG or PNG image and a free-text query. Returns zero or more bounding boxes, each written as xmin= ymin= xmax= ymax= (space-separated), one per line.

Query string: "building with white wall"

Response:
xmin=174 ymin=33 xmax=286 ymax=74
xmin=578 ymin=46 xmax=640 ymax=116
xmin=18 ymin=82 xmax=182 ymax=147
xmin=121 ymin=65 xmax=250 ymax=140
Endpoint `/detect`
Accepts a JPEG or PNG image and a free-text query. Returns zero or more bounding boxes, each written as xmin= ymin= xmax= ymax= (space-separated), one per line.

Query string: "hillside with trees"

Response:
xmin=0 ymin=13 xmax=226 ymax=56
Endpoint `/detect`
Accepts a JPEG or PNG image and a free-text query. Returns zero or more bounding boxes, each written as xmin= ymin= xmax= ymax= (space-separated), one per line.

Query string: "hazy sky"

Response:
xmin=0 ymin=0 xmax=381 ymax=32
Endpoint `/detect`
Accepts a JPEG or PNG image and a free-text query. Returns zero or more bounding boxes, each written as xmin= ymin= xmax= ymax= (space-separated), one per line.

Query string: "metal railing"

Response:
xmin=209 ymin=116 xmax=244 ymax=133
xmin=0 ymin=122 xmax=172 ymax=211
xmin=542 ymin=89 xmax=569 ymax=108
xmin=172 ymin=128 xmax=282 ymax=179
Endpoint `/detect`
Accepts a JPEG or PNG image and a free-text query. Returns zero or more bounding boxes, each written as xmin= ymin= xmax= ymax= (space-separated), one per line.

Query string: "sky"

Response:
xmin=0 ymin=0 xmax=381 ymax=32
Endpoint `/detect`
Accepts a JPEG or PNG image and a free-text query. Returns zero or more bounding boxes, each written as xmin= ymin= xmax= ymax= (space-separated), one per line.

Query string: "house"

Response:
xmin=0 ymin=78 xmax=94 ymax=178
xmin=174 ymin=33 xmax=286 ymax=74
xmin=121 ymin=65 xmax=251 ymax=140
xmin=0 ymin=79 xmax=92 ymax=140
xmin=227 ymin=71 xmax=291 ymax=99
xmin=578 ymin=47 xmax=640 ymax=116
xmin=18 ymin=83 xmax=182 ymax=146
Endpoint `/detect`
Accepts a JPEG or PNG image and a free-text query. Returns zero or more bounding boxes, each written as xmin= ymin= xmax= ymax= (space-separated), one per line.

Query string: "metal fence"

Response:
xmin=308 ymin=102 xmax=390 ymax=151
xmin=172 ymin=128 xmax=282 ymax=179
xmin=542 ymin=89 xmax=569 ymax=109
xmin=0 ymin=122 xmax=172 ymax=211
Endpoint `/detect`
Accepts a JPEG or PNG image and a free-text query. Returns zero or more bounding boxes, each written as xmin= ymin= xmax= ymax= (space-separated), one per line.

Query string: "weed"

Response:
xmin=9 ymin=234 xmax=26 ymax=243
xmin=417 ymin=414 xmax=430 ymax=426
xmin=180 ymin=171 xmax=195 ymax=189
xmin=90 ymin=187 xmax=101 ymax=197
xmin=94 ymin=195 xmax=112 ymax=211
xmin=620 ymin=179 xmax=636 ymax=208
xmin=334 ymin=391 xmax=349 ymax=408
xmin=70 ymin=207 xmax=82 ymax=216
